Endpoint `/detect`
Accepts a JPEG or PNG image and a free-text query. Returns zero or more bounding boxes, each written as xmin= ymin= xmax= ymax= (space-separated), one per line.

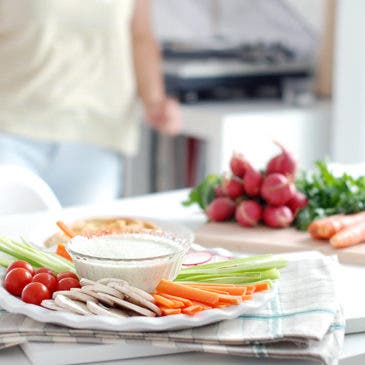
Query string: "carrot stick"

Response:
xmin=330 ymin=221 xmax=365 ymax=248
xmin=187 ymin=284 xmax=246 ymax=296
xmin=215 ymin=304 xmax=230 ymax=308
xmin=56 ymin=221 xmax=76 ymax=238
xmin=56 ymin=244 xmax=73 ymax=262
xmin=308 ymin=212 xmax=365 ymax=239
xmin=187 ymin=286 xmax=229 ymax=294
xmin=242 ymin=294 xmax=253 ymax=301
xmin=152 ymin=294 xmax=179 ymax=308
xmin=159 ymin=294 xmax=193 ymax=307
xmin=253 ymin=282 xmax=270 ymax=292
xmin=156 ymin=280 xmax=220 ymax=305
xmin=181 ymin=282 xmax=237 ymax=287
xmin=160 ymin=307 xmax=181 ymax=316
xmin=190 ymin=300 xmax=212 ymax=310
xmin=245 ymin=286 xmax=255 ymax=295
xmin=182 ymin=305 xmax=203 ymax=315
xmin=217 ymin=294 xmax=242 ymax=305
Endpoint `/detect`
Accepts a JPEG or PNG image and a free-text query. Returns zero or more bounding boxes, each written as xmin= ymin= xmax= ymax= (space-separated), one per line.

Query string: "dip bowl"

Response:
xmin=68 ymin=231 xmax=191 ymax=292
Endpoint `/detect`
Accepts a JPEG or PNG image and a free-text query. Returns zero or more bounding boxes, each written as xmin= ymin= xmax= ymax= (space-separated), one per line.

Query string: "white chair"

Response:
xmin=0 ymin=164 xmax=61 ymax=215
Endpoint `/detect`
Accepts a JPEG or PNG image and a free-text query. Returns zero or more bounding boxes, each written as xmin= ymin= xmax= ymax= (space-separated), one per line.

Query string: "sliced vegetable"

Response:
xmin=0 ymin=236 xmax=76 ymax=274
xmin=152 ymin=293 xmax=177 ymax=309
xmin=182 ymin=251 xmax=213 ymax=266
xmin=159 ymin=293 xmax=193 ymax=307
xmin=182 ymin=305 xmax=203 ymax=315
xmin=56 ymin=244 xmax=73 ymax=262
xmin=56 ymin=221 xmax=76 ymax=238
xmin=160 ymin=307 xmax=181 ymax=316
xmin=0 ymin=256 xmax=13 ymax=269
xmin=156 ymin=280 xmax=220 ymax=305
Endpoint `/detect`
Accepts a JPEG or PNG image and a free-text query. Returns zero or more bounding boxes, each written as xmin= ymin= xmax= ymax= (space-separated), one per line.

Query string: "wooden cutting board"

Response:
xmin=194 ymin=222 xmax=365 ymax=265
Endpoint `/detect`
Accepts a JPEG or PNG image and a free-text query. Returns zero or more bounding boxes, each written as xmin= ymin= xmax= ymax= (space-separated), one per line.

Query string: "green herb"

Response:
xmin=0 ymin=236 xmax=76 ymax=274
xmin=174 ymin=254 xmax=287 ymax=285
xmin=295 ymin=161 xmax=365 ymax=230
xmin=182 ymin=174 xmax=222 ymax=210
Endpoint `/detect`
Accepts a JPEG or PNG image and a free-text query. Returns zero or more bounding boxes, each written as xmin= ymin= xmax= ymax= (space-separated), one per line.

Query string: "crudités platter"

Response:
xmin=0 ymin=215 xmax=284 ymax=332
xmin=0 ymin=278 xmax=275 ymax=331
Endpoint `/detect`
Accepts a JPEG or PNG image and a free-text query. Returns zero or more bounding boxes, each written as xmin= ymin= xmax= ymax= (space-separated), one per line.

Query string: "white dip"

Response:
xmin=69 ymin=234 xmax=187 ymax=292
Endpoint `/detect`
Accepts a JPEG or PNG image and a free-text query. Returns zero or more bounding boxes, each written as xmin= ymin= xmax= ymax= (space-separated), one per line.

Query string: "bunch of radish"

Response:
xmin=206 ymin=142 xmax=307 ymax=228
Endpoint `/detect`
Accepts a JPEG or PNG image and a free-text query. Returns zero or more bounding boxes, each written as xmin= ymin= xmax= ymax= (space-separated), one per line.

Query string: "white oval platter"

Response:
xmin=0 ymin=283 xmax=274 ymax=332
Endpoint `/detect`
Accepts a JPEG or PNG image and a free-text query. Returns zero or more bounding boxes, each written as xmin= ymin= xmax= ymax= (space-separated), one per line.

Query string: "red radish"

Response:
xmin=206 ymin=197 xmax=235 ymax=222
xmin=243 ymin=167 xmax=263 ymax=197
xmin=214 ymin=185 xmax=225 ymax=197
xmin=266 ymin=141 xmax=297 ymax=179
xmin=230 ymin=152 xmax=249 ymax=178
xmin=221 ymin=176 xmax=244 ymax=199
xmin=263 ymin=205 xmax=294 ymax=228
xmin=287 ymin=190 xmax=308 ymax=216
xmin=261 ymin=173 xmax=295 ymax=206
xmin=235 ymin=200 xmax=262 ymax=227
xmin=182 ymin=251 xmax=213 ymax=266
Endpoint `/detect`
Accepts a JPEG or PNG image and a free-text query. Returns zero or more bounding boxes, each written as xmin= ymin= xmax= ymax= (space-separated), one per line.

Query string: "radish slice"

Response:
xmin=209 ymin=254 xmax=232 ymax=263
xmin=182 ymin=251 xmax=213 ymax=266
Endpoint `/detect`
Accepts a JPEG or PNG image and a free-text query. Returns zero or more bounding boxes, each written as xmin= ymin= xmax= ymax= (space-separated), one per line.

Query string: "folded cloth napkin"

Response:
xmin=0 ymin=251 xmax=344 ymax=365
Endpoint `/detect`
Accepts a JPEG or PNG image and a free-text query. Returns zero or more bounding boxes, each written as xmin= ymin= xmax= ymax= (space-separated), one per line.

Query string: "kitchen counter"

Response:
xmin=0 ymin=189 xmax=364 ymax=365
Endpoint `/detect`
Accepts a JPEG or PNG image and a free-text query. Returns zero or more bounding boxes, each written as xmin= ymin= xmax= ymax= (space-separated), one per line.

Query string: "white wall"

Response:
xmin=332 ymin=0 xmax=365 ymax=163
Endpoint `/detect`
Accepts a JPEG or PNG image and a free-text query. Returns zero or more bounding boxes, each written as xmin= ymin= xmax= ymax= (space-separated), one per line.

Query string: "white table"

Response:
xmin=0 ymin=190 xmax=364 ymax=365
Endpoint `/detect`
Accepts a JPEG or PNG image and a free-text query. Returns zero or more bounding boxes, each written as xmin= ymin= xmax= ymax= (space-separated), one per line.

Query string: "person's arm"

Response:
xmin=131 ymin=0 xmax=181 ymax=135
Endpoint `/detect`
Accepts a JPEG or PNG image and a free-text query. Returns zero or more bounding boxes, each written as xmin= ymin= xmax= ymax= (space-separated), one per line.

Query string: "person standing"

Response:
xmin=0 ymin=0 xmax=181 ymax=205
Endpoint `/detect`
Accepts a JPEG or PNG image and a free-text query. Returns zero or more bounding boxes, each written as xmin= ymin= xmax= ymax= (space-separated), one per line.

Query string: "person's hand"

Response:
xmin=144 ymin=97 xmax=182 ymax=135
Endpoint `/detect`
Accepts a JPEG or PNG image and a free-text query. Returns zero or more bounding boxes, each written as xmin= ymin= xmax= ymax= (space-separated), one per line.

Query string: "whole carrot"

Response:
xmin=330 ymin=221 xmax=365 ymax=248
xmin=308 ymin=212 xmax=365 ymax=239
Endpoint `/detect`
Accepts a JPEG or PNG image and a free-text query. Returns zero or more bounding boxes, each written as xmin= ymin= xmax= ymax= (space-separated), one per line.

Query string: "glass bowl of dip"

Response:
xmin=68 ymin=231 xmax=191 ymax=292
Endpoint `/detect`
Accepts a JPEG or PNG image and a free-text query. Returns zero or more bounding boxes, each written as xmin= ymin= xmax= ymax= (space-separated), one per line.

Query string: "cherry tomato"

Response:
xmin=56 ymin=278 xmax=80 ymax=291
xmin=21 ymin=282 xmax=50 ymax=305
xmin=4 ymin=268 xmax=33 ymax=296
xmin=6 ymin=260 xmax=34 ymax=276
xmin=34 ymin=268 xmax=55 ymax=277
xmin=57 ymin=272 xmax=79 ymax=282
xmin=32 ymin=273 xmax=57 ymax=294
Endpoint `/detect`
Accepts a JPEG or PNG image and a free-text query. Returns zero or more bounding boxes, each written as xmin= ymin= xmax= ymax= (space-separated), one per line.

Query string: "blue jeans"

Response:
xmin=0 ymin=133 xmax=123 ymax=206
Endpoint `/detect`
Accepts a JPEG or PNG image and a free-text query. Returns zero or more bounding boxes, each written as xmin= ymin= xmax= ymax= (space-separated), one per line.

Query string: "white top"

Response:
xmin=0 ymin=0 xmax=139 ymax=155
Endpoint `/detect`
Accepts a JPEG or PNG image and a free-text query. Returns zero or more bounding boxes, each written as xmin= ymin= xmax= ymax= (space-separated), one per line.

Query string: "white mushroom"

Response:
xmin=41 ymin=299 xmax=71 ymax=312
xmin=86 ymin=301 xmax=129 ymax=318
xmin=108 ymin=282 xmax=161 ymax=316
xmin=97 ymin=278 xmax=129 ymax=286
xmin=80 ymin=278 xmax=96 ymax=287
xmin=97 ymin=293 xmax=156 ymax=317
xmin=79 ymin=287 xmax=115 ymax=306
xmin=54 ymin=295 xmax=93 ymax=315
xmin=53 ymin=289 xmax=97 ymax=303
xmin=82 ymin=284 xmax=123 ymax=299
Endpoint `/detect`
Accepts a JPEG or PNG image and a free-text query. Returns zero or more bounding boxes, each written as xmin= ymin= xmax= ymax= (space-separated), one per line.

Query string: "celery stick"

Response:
xmin=178 ymin=259 xmax=287 ymax=276
xmin=0 ymin=257 xmax=13 ymax=269
xmin=180 ymin=254 xmax=273 ymax=272
xmin=0 ymin=242 xmax=41 ymax=267
xmin=0 ymin=237 xmax=76 ymax=274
